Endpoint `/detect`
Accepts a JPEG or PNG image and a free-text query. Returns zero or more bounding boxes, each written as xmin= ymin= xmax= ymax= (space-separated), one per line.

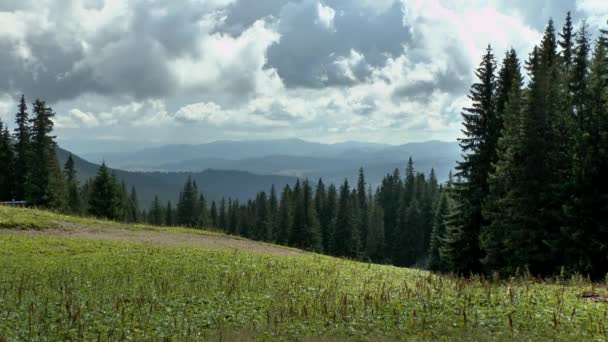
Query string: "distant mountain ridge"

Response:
xmin=63 ymin=139 xmax=460 ymax=208
xmin=83 ymin=139 xmax=461 ymax=185
xmin=56 ymin=148 xmax=298 ymax=208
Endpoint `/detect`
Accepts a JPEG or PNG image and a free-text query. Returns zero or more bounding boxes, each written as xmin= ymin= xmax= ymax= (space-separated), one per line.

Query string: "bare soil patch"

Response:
xmin=1 ymin=222 xmax=306 ymax=257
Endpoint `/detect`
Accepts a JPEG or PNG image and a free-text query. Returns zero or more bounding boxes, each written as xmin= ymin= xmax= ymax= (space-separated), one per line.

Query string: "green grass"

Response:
xmin=0 ymin=205 xmax=225 ymax=236
xmin=1 ymin=208 xmax=607 ymax=340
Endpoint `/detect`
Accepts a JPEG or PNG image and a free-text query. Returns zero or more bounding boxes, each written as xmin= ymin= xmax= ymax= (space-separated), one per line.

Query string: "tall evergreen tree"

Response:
xmin=210 ymin=201 xmax=218 ymax=227
xmin=333 ymin=179 xmax=360 ymax=258
xmin=0 ymin=121 xmax=15 ymax=201
xmin=276 ymin=185 xmax=293 ymax=245
xmin=429 ymin=190 xmax=451 ymax=272
xmin=177 ymin=176 xmax=199 ymax=227
xmin=290 ymin=180 xmax=321 ymax=251
xmin=88 ymin=163 xmax=121 ymax=219
xmin=149 ymin=195 xmax=164 ymax=226
xmin=64 ymin=155 xmax=81 ymax=214
xmin=356 ymin=168 xmax=369 ymax=252
xmin=444 ymin=46 xmax=496 ymax=274
xmin=481 ymin=51 xmax=524 ymax=275
xmin=13 ymin=95 xmax=30 ymax=201
xmin=27 ymin=99 xmax=62 ymax=207
xmin=166 ymin=201 xmax=174 ymax=226
xmin=126 ymin=187 xmax=140 ymax=223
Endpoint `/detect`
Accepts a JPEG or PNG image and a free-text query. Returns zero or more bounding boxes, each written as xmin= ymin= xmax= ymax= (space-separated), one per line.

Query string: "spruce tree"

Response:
xmin=88 ymin=162 xmax=121 ymax=219
xmin=13 ymin=95 xmax=30 ymax=201
xmin=481 ymin=52 xmax=524 ymax=275
xmin=333 ymin=179 xmax=360 ymax=258
xmin=356 ymin=168 xmax=369 ymax=252
xmin=127 ymin=187 xmax=140 ymax=223
xmin=149 ymin=195 xmax=164 ymax=226
xmin=27 ymin=99 xmax=61 ymax=206
xmin=276 ymin=185 xmax=293 ymax=245
xmin=166 ymin=201 xmax=174 ymax=226
xmin=290 ymin=180 xmax=321 ymax=251
xmin=177 ymin=176 xmax=199 ymax=227
xmin=366 ymin=190 xmax=385 ymax=262
xmin=218 ymin=198 xmax=227 ymax=232
xmin=269 ymin=185 xmax=279 ymax=240
xmin=429 ymin=191 xmax=450 ymax=272
xmin=0 ymin=121 xmax=15 ymax=201
xmin=255 ymin=191 xmax=271 ymax=241
xmin=64 ymin=155 xmax=81 ymax=214
xmin=210 ymin=201 xmax=218 ymax=227
xmin=444 ymin=46 xmax=496 ymax=275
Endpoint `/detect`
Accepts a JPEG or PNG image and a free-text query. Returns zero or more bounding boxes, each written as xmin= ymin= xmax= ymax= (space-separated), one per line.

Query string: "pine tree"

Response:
xmin=210 ymin=201 xmax=218 ymax=227
xmin=13 ymin=95 xmax=30 ymax=201
xmin=269 ymin=185 xmax=279 ymax=240
xmin=559 ymin=12 xmax=575 ymax=71
xmin=481 ymin=51 xmax=524 ymax=275
xmin=356 ymin=168 xmax=369 ymax=252
xmin=290 ymin=180 xmax=321 ymax=251
xmin=255 ymin=191 xmax=272 ymax=241
xmin=377 ymin=169 xmax=402 ymax=262
xmin=564 ymin=26 xmax=608 ymax=278
xmin=429 ymin=190 xmax=451 ymax=272
xmin=199 ymin=193 xmax=209 ymax=227
xmin=366 ymin=190 xmax=385 ymax=262
xmin=166 ymin=201 xmax=174 ymax=226
xmin=218 ymin=198 xmax=227 ymax=232
xmin=444 ymin=46 xmax=496 ymax=275
xmin=64 ymin=155 xmax=81 ymax=214
xmin=322 ymin=183 xmax=338 ymax=254
xmin=333 ymin=179 xmax=360 ymax=258
xmin=149 ymin=195 xmax=164 ymax=226
xmin=0 ymin=121 xmax=15 ymax=201
xmin=177 ymin=176 xmax=199 ymax=227
xmin=126 ymin=187 xmax=140 ymax=223
xmin=88 ymin=162 xmax=121 ymax=219
xmin=27 ymin=99 xmax=61 ymax=207
xmin=276 ymin=185 xmax=293 ymax=245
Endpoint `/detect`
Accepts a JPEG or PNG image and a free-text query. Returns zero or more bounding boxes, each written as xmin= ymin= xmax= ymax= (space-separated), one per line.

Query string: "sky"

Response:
xmin=1 ymin=0 xmax=608 ymax=153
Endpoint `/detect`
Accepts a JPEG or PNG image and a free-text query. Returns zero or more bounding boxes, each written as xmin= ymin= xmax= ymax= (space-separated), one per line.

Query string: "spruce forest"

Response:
xmin=1 ymin=13 xmax=607 ymax=280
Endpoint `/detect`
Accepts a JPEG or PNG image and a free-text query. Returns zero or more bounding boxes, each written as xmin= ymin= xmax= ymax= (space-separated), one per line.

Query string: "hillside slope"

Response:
xmin=0 ymin=206 xmax=606 ymax=340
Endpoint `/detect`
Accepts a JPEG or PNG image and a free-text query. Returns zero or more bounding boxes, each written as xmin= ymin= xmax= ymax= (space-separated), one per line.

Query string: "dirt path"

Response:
xmin=1 ymin=222 xmax=307 ymax=257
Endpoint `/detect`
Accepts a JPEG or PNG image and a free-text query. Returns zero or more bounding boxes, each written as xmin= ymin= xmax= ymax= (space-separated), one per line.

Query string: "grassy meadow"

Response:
xmin=1 ymin=206 xmax=607 ymax=341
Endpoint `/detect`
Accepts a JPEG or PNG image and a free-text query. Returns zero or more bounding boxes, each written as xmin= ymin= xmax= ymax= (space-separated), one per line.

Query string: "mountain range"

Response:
xmin=62 ymin=139 xmax=461 ymax=208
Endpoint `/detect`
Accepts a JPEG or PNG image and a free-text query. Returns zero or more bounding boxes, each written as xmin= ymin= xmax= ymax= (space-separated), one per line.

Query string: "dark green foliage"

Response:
xmin=429 ymin=191 xmax=450 ymax=272
xmin=0 ymin=121 xmax=15 ymax=201
xmin=176 ymin=176 xmax=200 ymax=228
xmin=126 ymin=187 xmax=140 ymax=223
xmin=64 ymin=155 xmax=81 ymax=214
xmin=290 ymin=180 xmax=321 ymax=251
xmin=166 ymin=201 xmax=174 ymax=226
xmin=149 ymin=196 xmax=165 ymax=226
xmin=444 ymin=46 xmax=496 ymax=275
xmin=13 ymin=95 xmax=30 ymax=201
xmin=27 ymin=99 xmax=65 ymax=208
xmin=333 ymin=179 xmax=360 ymax=258
xmin=276 ymin=185 xmax=293 ymax=245
xmin=88 ymin=163 xmax=122 ymax=220
xmin=210 ymin=201 xmax=218 ymax=227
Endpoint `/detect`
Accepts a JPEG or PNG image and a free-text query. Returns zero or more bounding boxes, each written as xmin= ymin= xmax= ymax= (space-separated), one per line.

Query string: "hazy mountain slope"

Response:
xmin=56 ymin=148 xmax=298 ymax=208
xmin=88 ymin=139 xmax=460 ymax=184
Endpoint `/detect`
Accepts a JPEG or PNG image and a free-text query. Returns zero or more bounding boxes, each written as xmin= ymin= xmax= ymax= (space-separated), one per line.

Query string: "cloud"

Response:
xmin=1 ymin=0 xmax=582 ymax=148
xmin=316 ymin=2 xmax=336 ymax=31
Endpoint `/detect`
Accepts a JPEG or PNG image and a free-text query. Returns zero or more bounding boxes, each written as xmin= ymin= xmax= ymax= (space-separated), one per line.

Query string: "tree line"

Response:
xmin=148 ymin=161 xmax=446 ymax=266
xmin=0 ymin=95 xmax=140 ymax=221
xmin=434 ymin=13 xmax=608 ymax=279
